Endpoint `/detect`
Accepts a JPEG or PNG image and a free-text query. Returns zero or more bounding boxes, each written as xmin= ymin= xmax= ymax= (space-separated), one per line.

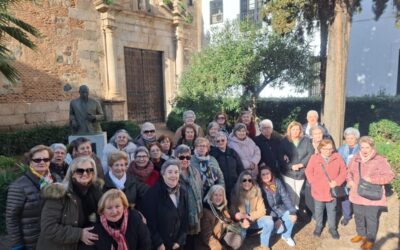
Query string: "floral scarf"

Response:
xmin=100 ymin=208 xmax=129 ymax=250
xmin=30 ymin=166 xmax=54 ymax=189
xmin=195 ymin=153 xmax=218 ymax=193
xmin=264 ymin=177 xmax=276 ymax=193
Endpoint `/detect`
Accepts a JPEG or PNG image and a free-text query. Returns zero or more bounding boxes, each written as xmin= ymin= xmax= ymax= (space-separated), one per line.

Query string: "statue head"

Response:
xmin=79 ymin=85 xmax=89 ymax=101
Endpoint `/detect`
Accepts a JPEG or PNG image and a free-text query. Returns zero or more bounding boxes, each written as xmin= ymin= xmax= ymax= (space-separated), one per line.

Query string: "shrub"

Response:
xmin=0 ymin=156 xmax=24 ymax=233
xmin=0 ymin=120 xmax=141 ymax=157
xmin=369 ymin=119 xmax=400 ymax=143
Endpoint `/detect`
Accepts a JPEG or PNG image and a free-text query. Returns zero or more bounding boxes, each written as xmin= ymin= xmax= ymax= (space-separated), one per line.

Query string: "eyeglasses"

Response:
xmin=113 ymin=163 xmax=128 ymax=167
xmin=178 ymin=155 xmax=191 ymax=161
xmin=217 ymin=116 xmax=225 ymax=120
xmin=75 ymin=168 xmax=95 ymax=175
xmin=321 ymin=147 xmax=333 ymax=151
xmin=136 ymin=155 xmax=149 ymax=158
xmin=143 ymin=130 xmax=155 ymax=134
xmin=32 ymin=158 xmax=51 ymax=163
xmin=216 ymin=139 xmax=226 ymax=143
xmin=242 ymin=178 xmax=252 ymax=183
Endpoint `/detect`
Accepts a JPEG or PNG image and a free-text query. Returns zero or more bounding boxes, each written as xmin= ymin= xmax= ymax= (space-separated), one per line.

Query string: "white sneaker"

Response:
xmin=281 ymin=236 xmax=296 ymax=247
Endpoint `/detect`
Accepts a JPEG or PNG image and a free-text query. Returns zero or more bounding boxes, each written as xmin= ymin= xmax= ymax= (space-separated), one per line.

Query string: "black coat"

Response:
xmin=80 ymin=209 xmax=151 ymax=250
xmin=103 ymin=173 xmax=149 ymax=207
xmin=278 ymin=136 xmax=314 ymax=180
xmin=209 ymin=146 xmax=244 ymax=196
xmin=254 ymin=131 xmax=283 ymax=174
xmin=6 ymin=170 xmax=43 ymax=250
xmin=139 ymin=179 xmax=189 ymax=250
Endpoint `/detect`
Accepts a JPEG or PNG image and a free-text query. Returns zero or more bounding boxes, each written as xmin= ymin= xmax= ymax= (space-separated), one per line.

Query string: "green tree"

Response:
xmin=178 ymin=21 xmax=316 ymax=116
xmin=0 ymin=0 xmax=40 ymax=82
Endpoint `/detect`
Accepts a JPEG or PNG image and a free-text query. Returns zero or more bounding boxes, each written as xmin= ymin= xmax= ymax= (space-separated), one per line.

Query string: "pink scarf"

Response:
xmin=129 ymin=162 xmax=154 ymax=182
xmin=100 ymin=208 xmax=129 ymax=250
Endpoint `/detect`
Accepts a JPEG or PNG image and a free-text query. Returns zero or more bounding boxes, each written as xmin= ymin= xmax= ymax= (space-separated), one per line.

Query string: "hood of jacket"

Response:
xmin=41 ymin=178 xmax=104 ymax=199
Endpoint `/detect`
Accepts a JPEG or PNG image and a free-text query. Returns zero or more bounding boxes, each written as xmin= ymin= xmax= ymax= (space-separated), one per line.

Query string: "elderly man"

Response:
xmin=49 ymin=143 xmax=69 ymax=181
xmin=134 ymin=122 xmax=157 ymax=148
xmin=69 ymin=85 xmax=104 ymax=135
xmin=254 ymin=119 xmax=283 ymax=175
xmin=302 ymin=110 xmax=330 ymax=137
xmin=174 ymin=110 xmax=204 ymax=143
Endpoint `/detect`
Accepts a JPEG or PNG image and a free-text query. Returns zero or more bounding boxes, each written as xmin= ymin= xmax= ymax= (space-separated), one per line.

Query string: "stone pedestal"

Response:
xmin=68 ymin=132 xmax=107 ymax=157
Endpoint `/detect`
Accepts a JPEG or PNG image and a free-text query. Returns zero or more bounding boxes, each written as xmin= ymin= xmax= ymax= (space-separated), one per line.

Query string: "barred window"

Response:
xmin=210 ymin=0 xmax=223 ymax=24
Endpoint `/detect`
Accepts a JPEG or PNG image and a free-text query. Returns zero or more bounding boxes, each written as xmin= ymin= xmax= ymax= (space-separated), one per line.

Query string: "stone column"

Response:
xmin=175 ymin=24 xmax=184 ymax=80
xmin=323 ymin=1 xmax=352 ymax=145
xmin=101 ymin=13 xmax=122 ymax=100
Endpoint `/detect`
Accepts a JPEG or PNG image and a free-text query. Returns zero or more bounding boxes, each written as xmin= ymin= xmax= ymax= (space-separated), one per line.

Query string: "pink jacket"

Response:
xmin=346 ymin=151 xmax=395 ymax=207
xmin=305 ymin=153 xmax=347 ymax=202
xmin=228 ymin=134 xmax=261 ymax=177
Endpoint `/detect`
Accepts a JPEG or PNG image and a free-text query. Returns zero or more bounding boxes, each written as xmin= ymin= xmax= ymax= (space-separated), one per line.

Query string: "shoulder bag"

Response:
xmin=357 ymin=162 xmax=383 ymax=200
xmin=321 ymin=163 xmax=346 ymax=199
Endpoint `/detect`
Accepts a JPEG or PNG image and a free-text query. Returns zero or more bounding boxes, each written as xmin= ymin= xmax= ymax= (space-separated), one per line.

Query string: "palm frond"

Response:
xmin=0 ymin=25 xmax=36 ymax=49
xmin=0 ymin=12 xmax=40 ymax=37
xmin=0 ymin=50 xmax=20 ymax=82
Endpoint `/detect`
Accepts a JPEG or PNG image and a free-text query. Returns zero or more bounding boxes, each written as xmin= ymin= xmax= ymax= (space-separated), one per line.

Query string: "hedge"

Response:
xmin=0 ymin=120 xmax=140 ymax=157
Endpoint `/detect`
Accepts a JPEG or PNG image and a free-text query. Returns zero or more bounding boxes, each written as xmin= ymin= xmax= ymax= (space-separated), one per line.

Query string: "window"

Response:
xmin=240 ymin=0 xmax=262 ymax=24
xmin=210 ymin=0 xmax=223 ymax=24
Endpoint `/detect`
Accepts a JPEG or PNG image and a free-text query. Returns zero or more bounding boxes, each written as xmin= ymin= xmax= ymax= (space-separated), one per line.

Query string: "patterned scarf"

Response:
xmin=360 ymin=150 xmax=375 ymax=163
xmin=30 ymin=166 xmax=54 ymax=189
xmin=195 ymin=153 xmax=217 ymax=192
xmin=100 ymin=208 xmax=129 ymax=250
xmin=264 ymin=177 xmax=276 ymax=193
xmin=180 ymin=167 xmax=203 ymax=234
xmin=130 ymin=162 xmax=154 ymax=183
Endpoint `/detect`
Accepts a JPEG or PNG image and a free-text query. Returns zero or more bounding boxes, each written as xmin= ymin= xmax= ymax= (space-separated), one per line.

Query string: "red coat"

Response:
xmin=305 ymin=153 xmax=347 ymax=202
xmin=346 ymin=151 xmax=394 ymax=207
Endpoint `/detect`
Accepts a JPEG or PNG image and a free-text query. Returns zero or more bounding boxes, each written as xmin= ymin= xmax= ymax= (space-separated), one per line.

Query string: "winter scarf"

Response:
xmin=195 ymin=153 xmax=218 ymax=192
xmin=129 ymin=162 xmax=154 ymax=183
xmin=30 ymin=166 xmax=54 ymax=189
xmin=100 ymin=208 xmax=129 ymax=250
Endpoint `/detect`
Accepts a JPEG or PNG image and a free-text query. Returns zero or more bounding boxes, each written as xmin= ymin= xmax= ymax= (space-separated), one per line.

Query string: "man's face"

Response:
xmin=79 ymin=88 xmax=89 ymax=100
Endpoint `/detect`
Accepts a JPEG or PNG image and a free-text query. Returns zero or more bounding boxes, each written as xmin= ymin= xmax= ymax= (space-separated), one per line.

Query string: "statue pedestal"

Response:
xmin=68 ymin=132 xmax=107 ymax=157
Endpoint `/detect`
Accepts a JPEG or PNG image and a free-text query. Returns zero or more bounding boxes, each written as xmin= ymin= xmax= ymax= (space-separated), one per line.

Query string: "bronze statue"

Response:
xmin=69 ymin=85 xmax=104 ymax=134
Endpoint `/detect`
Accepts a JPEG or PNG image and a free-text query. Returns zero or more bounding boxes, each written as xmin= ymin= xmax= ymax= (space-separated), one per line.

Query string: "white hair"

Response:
xmin=259 ymin=119 xmax=273 ymax=129
xmin=343 ymin=127 xmax=360 ymax=139
xmin=307 ymin=110 xmax=319 ymax=118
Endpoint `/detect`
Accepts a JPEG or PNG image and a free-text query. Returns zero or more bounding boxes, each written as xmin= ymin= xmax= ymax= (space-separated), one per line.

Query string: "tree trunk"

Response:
xmin=318 ymin=0 xmax=330 ymax=121
xmin=323 ymin=0 xmax=352 ymax=145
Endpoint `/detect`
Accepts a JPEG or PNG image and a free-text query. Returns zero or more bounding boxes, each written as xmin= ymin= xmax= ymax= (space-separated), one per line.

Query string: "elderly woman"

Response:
xmin=302 ymin=110 xmax=329 ymax=137
xmin=134 ymin=122 xmax=157 ymax=148
xmin=36 ymin=156 xmax=103 ymax=249
xmin=230 ymin=171 xmax=274 ymax=250
xmin=200 ymin=185 xmax=243 ymax=250
xmin=149 ymin=142 xmax=167 ymax=172
xmin=191 ymin=137 xmax=225 ymax=196
xmin=214 ymin=112 xmax=232 ymax=135
xmin=346 ymin=136 xmax=394 ymax=250
xmin=103 ymin=151 xmax=149 ymax=207
xmin=6 ymin=145 xmax=55 ymax=250
xmin=305 ymin=139 xmax=346 ymax=239
xmin=101 ymin=129 xmax=137 ymax=173
xmin=210 ymin=132 xmax=244 ymax=198
xmin=175 ymin=144 xmax=203 ymax=249
xmin=174 ymin=110 xmax=204 ymax=143
xmin=84 ymin=189 xmax=151 ymax=250
xmin=338 ymin=127 xmax=361 ymax=226
xmin=127 ymin=146 xmax=159 ymax=187
xmin=259 ymin=165 xmax=297 ymax=247
xmin=236 ymin=111 xmax=258 ymax=139
xmin=228 ymin=123 xmax=261 ymax=178
xmin=176 ymin=124 xmax=197 ymax=154
xmin=140 ymin=159 xmax=189 ymax=250
xmin=158 ymin=134 xmax=174 ymax=159
xmin=254 ymin=119 xmax=283 ymax=175
xmin=205 ymin=121 xmax=220 ymax=147
xmin=278 ymin=121 xmax=314 ymax=209
xmin=72 ymin=137 xmax=105 ymax=180
xmin=50 ymin=143 xmax=69 ymax=181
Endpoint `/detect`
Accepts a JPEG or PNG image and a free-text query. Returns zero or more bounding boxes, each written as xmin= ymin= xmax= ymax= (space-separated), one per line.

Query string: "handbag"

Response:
xmin=357 ymin=162 xmax=383 ymax=200
xmin=222 ymin=223 xmax=243 ymax=250
xmin=321 ymin=163 xmax=346 ymax=199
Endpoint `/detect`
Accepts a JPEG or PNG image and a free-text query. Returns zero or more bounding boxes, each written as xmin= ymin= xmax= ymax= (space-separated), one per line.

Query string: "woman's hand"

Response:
xmin=235 ymin=212 xmax=247 ymax=220
xmin=249 ymin=162 xmax=256 ymax=170
xmin=172 ymin=243 xmax=180 ymax=249
xmin=347 ymin=181 xmax=355 ymax=189
xmin=329 ymin=180 xmax=337 ymax=188
xmin=241 ymin=218 xmax=250 ymax=229
xmin=363 ymin=176 xmax=371 ymax=182
xmin=80 ymin=227 xmax=98 ymax=245
xmin=283 ymin=155 xmax=289 ymax=163
xmin=290 ymin=215 xmax=297 ymax=224
xmin=157 ymin=244 xmax=166 ymax=250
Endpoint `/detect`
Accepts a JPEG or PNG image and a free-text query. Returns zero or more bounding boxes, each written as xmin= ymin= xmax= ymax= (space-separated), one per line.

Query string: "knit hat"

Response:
xmin=141 ymin=122 xmax=156 ymax=135
xmin=232 ymin=123 xmax=247 ymax=134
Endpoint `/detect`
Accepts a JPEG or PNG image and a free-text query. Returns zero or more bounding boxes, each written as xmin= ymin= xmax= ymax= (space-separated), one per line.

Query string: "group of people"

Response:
xmin=6 ymin=109 xmax=395 ymax=250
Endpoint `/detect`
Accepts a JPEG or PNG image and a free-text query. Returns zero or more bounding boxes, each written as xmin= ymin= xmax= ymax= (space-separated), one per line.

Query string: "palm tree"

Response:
xmin=0 ymin=0 xmax=40 ymax=82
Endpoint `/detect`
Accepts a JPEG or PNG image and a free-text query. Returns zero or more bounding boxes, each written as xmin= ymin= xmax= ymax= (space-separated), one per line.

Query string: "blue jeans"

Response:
xmin=341 ymin=196 xmax=352 ymax=220
xmin=279 ymin=210 xmax=295 ymax=239
xmin=245 ymin=216 xmax=274 ymax=247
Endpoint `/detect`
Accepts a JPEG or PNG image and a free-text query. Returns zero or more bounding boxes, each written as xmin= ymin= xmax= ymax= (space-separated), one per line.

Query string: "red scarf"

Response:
xmin=100 ymin=208 xmax=129 ymax=250
xmin=130 ymin=162 xmax=154 ymax=183
xmin=247 ymin=121 xmax=256 ymax=139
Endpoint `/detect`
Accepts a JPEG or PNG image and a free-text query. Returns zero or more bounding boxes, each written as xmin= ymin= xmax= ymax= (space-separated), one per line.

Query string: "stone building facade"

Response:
xmin=0 ymin=0 xmax=201 ymax=131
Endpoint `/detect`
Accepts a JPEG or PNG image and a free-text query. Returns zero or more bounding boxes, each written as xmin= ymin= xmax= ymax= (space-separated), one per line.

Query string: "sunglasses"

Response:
xmin=178 ymin=155 xmax=191 ymax=161
xmin=216 ymin=139 xmax=226 ymax=143
xmin=143 ymin=130 xmax=155 ymax=134
xmin=242 ymin=178 xmax=252 ymax=183
xmin=32 ymin=158 xmax=51 ymax=163
xmin=75 ymin=168 xmax=95 ymax=175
